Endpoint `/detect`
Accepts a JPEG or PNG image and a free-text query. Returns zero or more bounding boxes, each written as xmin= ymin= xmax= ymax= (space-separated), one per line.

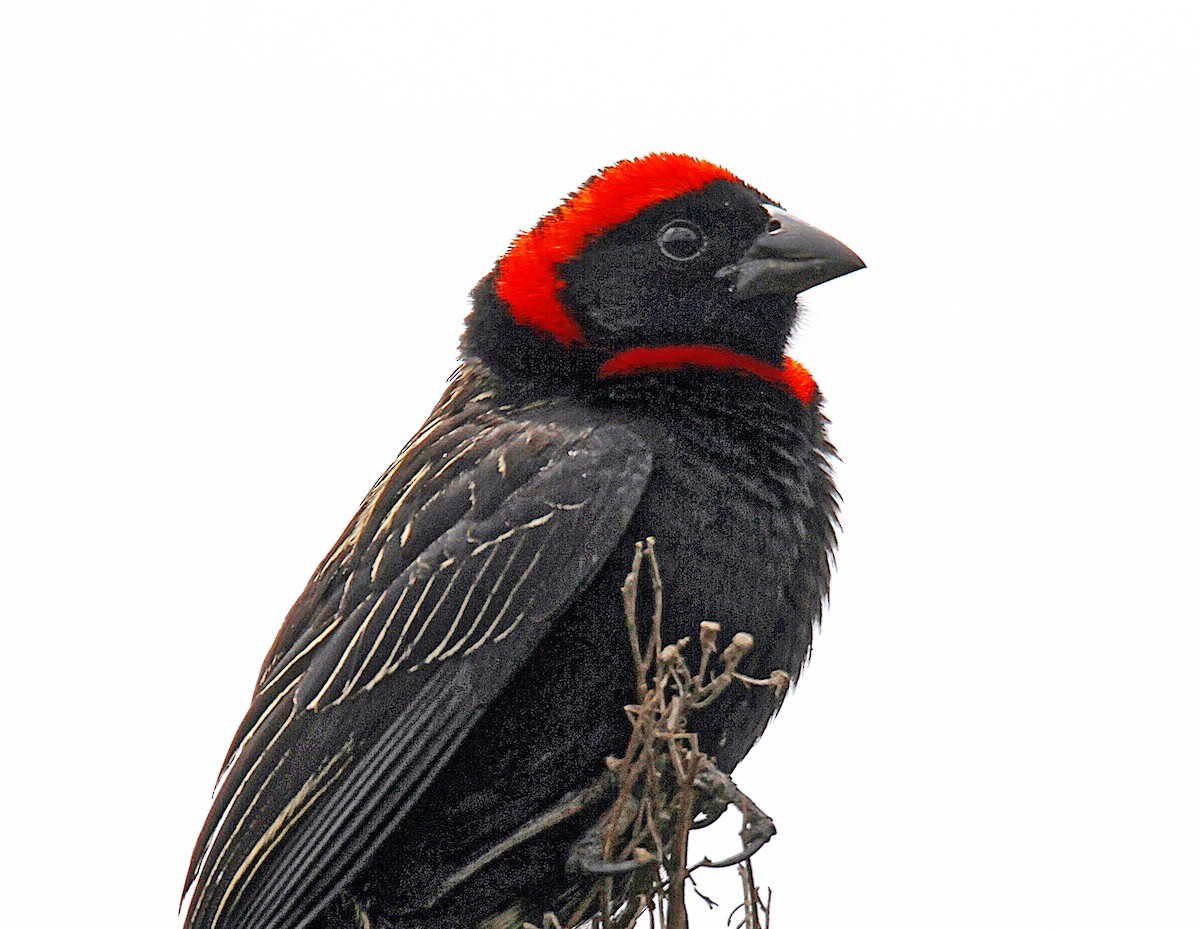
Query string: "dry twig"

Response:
xmin=547 ymin=538 xmax=783 ymax=929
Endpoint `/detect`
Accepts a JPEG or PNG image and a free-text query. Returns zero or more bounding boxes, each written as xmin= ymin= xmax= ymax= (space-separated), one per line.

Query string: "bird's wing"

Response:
xmin=182 ymin=377 xmax=652 ymax=929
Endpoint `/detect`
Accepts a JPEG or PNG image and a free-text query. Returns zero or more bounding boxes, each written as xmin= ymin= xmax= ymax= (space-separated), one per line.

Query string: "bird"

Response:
xmin=181 ymin=153 xmax=863 ymax=929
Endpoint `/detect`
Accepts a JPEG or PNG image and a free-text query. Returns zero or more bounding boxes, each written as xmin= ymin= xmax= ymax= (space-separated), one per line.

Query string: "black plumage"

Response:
xmin=183 ymin=153 xmax=862 ymax=929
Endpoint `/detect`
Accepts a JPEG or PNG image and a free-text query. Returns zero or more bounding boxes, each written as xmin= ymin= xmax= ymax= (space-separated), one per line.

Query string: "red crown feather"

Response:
xmin=495 ymin=154 xmax=737 ymax=345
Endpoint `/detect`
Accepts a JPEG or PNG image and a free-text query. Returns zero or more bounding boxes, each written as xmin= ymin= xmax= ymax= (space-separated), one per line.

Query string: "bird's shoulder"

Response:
xmin=255 ymin=367 xmax=647 ymax=695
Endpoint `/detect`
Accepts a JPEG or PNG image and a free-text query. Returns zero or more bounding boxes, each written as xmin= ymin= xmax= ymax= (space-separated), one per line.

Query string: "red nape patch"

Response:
xmin=495 ymin=154 xmax=739 ymax=345
xmin=597 ymin=345 xmax=817 ymax=404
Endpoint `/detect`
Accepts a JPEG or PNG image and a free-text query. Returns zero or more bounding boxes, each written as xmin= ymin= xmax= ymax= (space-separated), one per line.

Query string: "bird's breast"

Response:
xmin=606 ymin=407 xmax=835 ymax=768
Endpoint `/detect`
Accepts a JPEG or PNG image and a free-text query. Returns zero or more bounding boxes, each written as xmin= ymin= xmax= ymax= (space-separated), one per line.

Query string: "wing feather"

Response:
xmin=183 ymin=373 xmax=652 ymax=929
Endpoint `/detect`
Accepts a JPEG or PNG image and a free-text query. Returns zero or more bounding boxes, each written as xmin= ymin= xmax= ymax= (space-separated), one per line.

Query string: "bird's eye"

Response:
xmin=657 ymin=220 xmax=706 ymax=261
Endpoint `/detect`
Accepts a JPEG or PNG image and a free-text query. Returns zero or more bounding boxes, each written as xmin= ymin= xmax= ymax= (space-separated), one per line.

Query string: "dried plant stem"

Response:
xmin=550 ymin=538 xmax=783 ymax=929
xmin=734 ymin=860 xmax=771 ymax=929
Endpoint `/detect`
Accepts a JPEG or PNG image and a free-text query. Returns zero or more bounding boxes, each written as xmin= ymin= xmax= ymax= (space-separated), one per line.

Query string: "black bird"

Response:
xmin=182 ymin=153 xmax=863 ymax=929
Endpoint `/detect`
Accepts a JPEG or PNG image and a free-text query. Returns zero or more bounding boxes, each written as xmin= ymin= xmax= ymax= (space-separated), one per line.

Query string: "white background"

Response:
xmin=3 ymin=2 xmax=1198 ymax=927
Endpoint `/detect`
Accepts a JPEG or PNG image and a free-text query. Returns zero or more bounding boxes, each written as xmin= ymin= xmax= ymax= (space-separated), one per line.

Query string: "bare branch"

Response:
xmin=546 ymin=539 xmax=784 ymax=929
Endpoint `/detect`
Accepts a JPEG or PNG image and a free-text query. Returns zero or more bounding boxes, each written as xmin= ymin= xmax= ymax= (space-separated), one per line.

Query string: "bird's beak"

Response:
xmin=717 ymin=205 xmax=865 ymax=300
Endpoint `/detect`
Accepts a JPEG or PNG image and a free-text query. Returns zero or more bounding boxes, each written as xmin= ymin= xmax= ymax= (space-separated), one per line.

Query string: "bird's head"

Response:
xmin=465 ymin=153 xmax=863 ymax=403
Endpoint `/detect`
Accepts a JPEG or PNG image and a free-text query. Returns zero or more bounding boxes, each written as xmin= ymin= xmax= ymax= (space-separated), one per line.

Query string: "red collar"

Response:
xmin=597 ymin=345 xmax=815 ymax=404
